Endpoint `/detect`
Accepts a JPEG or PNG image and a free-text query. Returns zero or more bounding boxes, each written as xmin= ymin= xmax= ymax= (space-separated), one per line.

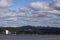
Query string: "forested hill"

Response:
xmin=0 ymin=26 xmax=60 ymax=34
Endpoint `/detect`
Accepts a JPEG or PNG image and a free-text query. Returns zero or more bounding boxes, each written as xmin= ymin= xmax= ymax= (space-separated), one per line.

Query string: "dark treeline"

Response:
xmin=0 ymin=26 xmax=60 ymax=34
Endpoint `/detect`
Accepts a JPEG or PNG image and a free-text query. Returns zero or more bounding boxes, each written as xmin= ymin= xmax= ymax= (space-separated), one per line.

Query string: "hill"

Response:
xmin=0 ymin=26 xmax=60 ymax=34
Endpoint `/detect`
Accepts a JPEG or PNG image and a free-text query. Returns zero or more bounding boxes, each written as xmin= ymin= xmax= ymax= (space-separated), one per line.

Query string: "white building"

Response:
xmin=5 ymin=30 xmax=11 ymax=34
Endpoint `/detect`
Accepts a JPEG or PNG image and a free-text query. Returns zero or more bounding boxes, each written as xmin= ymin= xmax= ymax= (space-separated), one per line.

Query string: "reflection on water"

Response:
xmin=0 ymin=34 xmax=60 ymax=40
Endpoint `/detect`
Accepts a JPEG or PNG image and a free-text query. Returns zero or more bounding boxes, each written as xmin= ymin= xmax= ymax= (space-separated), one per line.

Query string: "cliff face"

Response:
xmin=0 ymin=26 xmax=60 ymax=34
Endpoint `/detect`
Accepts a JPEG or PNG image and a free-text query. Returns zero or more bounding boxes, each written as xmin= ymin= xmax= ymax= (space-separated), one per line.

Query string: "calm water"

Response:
xmin=0 ymin=34 xmax=60 ymax=40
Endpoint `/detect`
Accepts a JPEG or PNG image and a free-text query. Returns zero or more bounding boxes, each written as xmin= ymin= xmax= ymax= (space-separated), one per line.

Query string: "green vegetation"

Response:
xmin=0 ymin=26 xmax=60 ymax=34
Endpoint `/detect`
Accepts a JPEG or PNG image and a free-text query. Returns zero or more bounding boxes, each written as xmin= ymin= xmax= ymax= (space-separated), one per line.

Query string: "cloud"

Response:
xmin=30 ymin=2 xmax=51 ymax=11
xmin=50 ymin=0 xmax=60 ymax=10
xmin=0 ymin=9 xmax=17 ymax=27
xmin=0 ymin=0 xmax=17 ymax=27
xmin=0 ymin=0 xmax=60 ymax=27
xmin=16 ymin=1 xmax=60 ymax=27
xmin=0 ymin=9 xmax=16 ymax=17
xmin=0 ymin=0 xmax=14 ymax=8
xmin=20 ymin=7 xmax=30 ymax=12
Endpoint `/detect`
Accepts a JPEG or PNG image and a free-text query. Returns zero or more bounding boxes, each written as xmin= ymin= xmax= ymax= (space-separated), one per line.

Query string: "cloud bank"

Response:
xmin=0 ymin=0 xmax=60 ymax=27
xmin=0 ymin=0 xmax=14 ymax=8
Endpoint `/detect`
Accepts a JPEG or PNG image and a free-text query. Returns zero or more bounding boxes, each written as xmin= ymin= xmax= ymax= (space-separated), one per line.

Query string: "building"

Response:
xmin=5 ymin=30 xmax=11 ymax=34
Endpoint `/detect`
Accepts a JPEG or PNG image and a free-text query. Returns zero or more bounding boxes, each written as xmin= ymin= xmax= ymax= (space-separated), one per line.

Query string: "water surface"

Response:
xmin=0 ymin=34 xmax=60 ymax=40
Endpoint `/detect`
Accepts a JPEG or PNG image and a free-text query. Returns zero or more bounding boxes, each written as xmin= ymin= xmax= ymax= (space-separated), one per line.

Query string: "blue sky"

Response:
xmin=9 ymin=0 xmax=52 ymax=11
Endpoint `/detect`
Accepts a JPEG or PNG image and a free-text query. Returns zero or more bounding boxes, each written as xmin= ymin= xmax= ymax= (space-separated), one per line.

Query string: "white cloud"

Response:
xmin=0 ymin=0 xmax=60 ymax=27
xmin=16 ymin=1 xmax=60 ymax=27
xmin=20 ymin=7 xmax=30 ymax=12
xmin=51 ymin=0 xmax=60 ymax=10
xmin=0 ymin=0 xmax=14 ymax=7
xmin=0 ymin=9 xmax=16 ymax=17
xmin=30 ymin=2 xmax=50 ymax=11
xmin=0 ymin=0 xmax=17 ymax=27
xmin=0 ymin=9 xmax=17 ymax=27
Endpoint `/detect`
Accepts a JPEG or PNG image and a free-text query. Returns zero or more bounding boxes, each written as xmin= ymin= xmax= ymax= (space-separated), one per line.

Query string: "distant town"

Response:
xmin=0 ymin=26 xmax=60 ymax=35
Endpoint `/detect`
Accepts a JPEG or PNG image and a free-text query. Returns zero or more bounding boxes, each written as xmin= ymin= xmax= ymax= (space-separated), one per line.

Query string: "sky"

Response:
xmin=0 ymin=0 xmax=60 ymax=27
xmin=9 ymin=0 xmax=52 ymax=11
